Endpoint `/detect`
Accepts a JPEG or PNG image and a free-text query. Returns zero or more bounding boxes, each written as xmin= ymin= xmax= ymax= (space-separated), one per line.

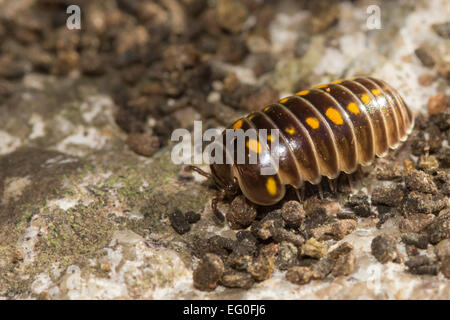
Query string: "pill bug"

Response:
xmin=191 ymin=76 xmax=414 ymax=220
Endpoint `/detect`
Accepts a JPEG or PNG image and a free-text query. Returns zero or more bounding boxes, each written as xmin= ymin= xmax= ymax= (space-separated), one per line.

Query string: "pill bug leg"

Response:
xmin=347 ymin=174 xmax=354 ymax=190
xmin=318 ymin=184 xmax=324 ymax=199
xmin=328 ymin=179 xmax=338 ymax=193
xmin=187 ymin=165 xmax=227 ymax=223
xmin=294 ymin=187 xmax=305 ymax=202
xmin=211 ymin=190 xmax=226 ymax=223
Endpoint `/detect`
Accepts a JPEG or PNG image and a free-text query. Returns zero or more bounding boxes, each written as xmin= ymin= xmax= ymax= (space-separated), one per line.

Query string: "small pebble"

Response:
xmin=240 ymin=85 xmax=279 ymax=112
xmin=260 ymin=242 xmax=279 ymax=259
xmin=301 ymin=238 xmax=328 ymax=259
xmin=52 ymin=51 xmax=79 ymax=75
xmin=430 ymin=107 xmax=450 ymax=131
xmin=375 ymin=163 xmax=404 ymax=181
xmin=226 ymin=239 xmax=257 ymax=271
xmin=247 ymin=254 xmax=275 ymax=282
xmin=398 ymin=214 xmax=435 ymax=233
xmin=328 ymin=242 xmax=354 ymax=261
xmin=427 ymin=93 xmax=447 ymax=116
xmin=216 ymin=0 xmax=249 ymax=34
xmin=246 ymin=52 xmax=276 ymax=77
xmin=441 ymin=257 xmax=450 ymax=278
xmin=438 ymin=62 xmax=450 ymax=83
xmin=251 ymin=210 xmax=284 ymax=240
xmin=311 ymin=258 xmax=334 ymax=280
xmin=405 ymin=169 xmax=438 ymax=194
xmin=417 ymin=154 xmax=440 ymax=174
xmin=126 ymin=133 xmax=160 ymax=157
xmin=226 ymin=195 xmax=257 ymax=229
xmin=417 ymin=73 xmax=434 ymax=87
xmin=332 ymin=251 xmax=355 ymax=277
xmin=410 ymin=131 xmax=427 ymax=156
xmin=281 ymin=200 xmax=306 ymax=228
xmin=347 ymin=192 xmax=371 ymax=217
xmin=205 ymin=235 xmax=236 ymax=259
xmin=405 ymin=255 xmax=430 ymax=268
xmin=405 ymin=255 xmax=439 ymax=275
xmin=401 ymin=233 xmax=429 ymax=249
xmin=0 ymin=56 xmax=27 ymax=79
xmin=236 ymin=230 xmax=258 ymax=245
xmin=286 ymin=266 xmax=314 ymax=285
xmin=256 ymin=219 xmax=277 ymax=240
xmin=376 ymin=205 xmax=398 ymax=228
xmin=427 ymin=209 xmax=450 ymax=244
xmin=275 ymin=241 xmax=299 ymax=270
xmin=193 ymin=253 xmax=224 ymax=291
xmin=371 ymin=184 xmax=404 ymax=207
xmin=403 ymin=191 xmax=447 ymax=214
xmin=310 ymin=219 xmax=356 ymax=241
xmin=220 ymin=270 xmax=254 ymax=289
xmin=303 ymin=205 xmax=327 ymax=230
xmin=426 ymin=125 xmax=442 ymax=153
xmin=80 ymin=52 xmax=105 ymax=76
xmin=371 ymin=234 xmax=400 ymax=264
xmin=320 ymin=201 xmax=341 ymax=217
xmin=337 ymin=212 xmax=357 ymax=220
xmin=432 ymin=22 xmax=450 ymax=38
xmin=169 ymin=209 xmax=191 ymax=235
xmin=272 ymin=228 xmax=305 ymax=247
xmin=414 ymin=45 xmax=436 ymax=67
xmin=409 ymin=264 xmax=439 ymax=275
xmin=185 ymin=211 xmax=201 ymax=224
xmin=434 ymin=239 xmax=450 ymax=260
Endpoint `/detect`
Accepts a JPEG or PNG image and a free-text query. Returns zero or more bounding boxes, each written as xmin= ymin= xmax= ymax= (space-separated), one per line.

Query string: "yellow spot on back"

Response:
xmin=371 ymin=89 xmax=381 ymax=96
xmin=233 ymin=120 xmax=243 ymax=130
xmin=305 ymin=117 xmax=320 ymax=129
xmin=361 ymin=94 xmax=371 ymax=105
xmin=266 ymin=177 xmax=277 ymax=196
xmin=325 ymin=107 xmax=344 ymax=125
xmin=264 ymin=106 xmax=270 ymax=112
xmin=332 ymin=80 xmax=343 ymax=84
xmin=285 ymin=126 xmax=296 ymax=135
xmin=316 ymin=84 xmax=327 ymax=89
xmin=248 ymin=115 xmax=255 ymax=120
xmin=279 ymin=98 xmax=288 ymax=104
xmin=296 ymin=90 xmax=309 ymax=96
xmin=347 ymin=102 xmax=360 ymax=115
xmin=246 ymin=139 xmax=262 ymax=154
xmin=267 ymin=135 xmax=273 ymax=142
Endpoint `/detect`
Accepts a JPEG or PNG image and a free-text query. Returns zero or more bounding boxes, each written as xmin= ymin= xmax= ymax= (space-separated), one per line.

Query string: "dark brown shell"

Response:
xmin=210 ymin=77 xmax=414 ymax=205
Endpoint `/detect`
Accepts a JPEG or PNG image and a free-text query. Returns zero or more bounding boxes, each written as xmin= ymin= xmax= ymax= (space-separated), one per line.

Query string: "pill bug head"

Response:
xmin=209 ymin=162 xmax=239 ymax=196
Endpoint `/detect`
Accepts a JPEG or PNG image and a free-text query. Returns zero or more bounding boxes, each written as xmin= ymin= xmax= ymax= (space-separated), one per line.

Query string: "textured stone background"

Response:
xmin=0 ymin=0 xmax=449 ymax=299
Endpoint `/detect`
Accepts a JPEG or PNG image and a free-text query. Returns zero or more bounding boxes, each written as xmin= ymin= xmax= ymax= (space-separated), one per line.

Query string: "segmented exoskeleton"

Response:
xmin=205 ymin=77 xmax=414 ymax=208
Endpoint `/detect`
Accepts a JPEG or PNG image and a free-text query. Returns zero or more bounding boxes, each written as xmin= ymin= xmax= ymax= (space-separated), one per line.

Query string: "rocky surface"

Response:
xmin=0 ymin=0 xmax=449 ymax=299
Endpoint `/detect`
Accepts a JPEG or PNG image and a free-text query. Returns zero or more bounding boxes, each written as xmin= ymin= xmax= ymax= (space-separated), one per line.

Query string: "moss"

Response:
xmin=0 ymin=144 xmax=213 ymax=298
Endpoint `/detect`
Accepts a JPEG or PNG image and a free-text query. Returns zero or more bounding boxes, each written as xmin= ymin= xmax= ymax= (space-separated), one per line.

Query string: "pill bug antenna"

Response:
xmin=187 ymin=165 xmax=213 ymax=180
